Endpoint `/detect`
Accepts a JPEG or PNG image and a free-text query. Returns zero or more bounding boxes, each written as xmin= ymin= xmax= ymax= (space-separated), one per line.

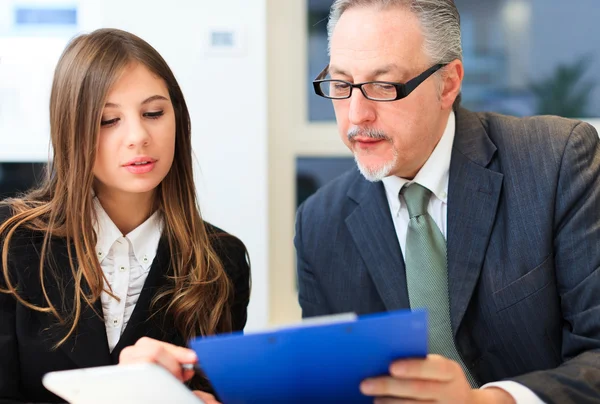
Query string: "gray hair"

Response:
xmin=327 ymin=0 xmax=462 ymax=107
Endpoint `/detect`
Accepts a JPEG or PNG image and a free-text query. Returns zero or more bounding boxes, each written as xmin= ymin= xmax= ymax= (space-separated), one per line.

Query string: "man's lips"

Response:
xmin=353 ymin=137 xmax=385 ymax=144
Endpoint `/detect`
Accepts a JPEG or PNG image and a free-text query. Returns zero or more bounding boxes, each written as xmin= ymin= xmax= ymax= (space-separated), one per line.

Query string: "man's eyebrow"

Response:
xmin=371 ymin=64 xmax=408 ymax=78
xmin=328 ymin=64 xmax=408 ymax=79
xmin=328 ymin=66 xmax=349 ymax=77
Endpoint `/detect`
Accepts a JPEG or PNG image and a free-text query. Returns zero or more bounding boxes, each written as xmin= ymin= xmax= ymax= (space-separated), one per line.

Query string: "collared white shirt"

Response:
xmin=381 ymin=111 xmax=544 ymax=404
xmin=93 ymin=198 xmax=163 ymax=352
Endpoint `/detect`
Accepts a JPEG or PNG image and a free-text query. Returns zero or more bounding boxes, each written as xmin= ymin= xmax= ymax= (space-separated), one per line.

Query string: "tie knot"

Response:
xmin=401 ymin=183 xmax=432 ymax=218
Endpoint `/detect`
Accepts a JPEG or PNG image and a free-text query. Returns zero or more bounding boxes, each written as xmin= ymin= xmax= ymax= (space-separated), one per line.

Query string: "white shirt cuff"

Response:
xmin=481 ymin=381 xmax=546 ymax=404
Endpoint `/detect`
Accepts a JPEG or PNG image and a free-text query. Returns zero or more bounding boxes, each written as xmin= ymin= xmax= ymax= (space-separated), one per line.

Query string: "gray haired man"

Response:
xmin=296 ymin=1 xmax=600 ymax=403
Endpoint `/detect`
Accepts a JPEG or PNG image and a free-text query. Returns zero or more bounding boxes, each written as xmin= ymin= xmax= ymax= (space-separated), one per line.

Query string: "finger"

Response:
xmin=193 ymin=390 xmax=221 ymax=404
xmin=120 ymin=348 xmax=186 ymax=381
xmin=182 ymin=368 xmax=196 ymax=382
xmin=118 ymin=345 xmax=159 ymax=366
xmin=118 ymin=345 xmax=139 ymax=364
xmin=136 ymin=337 xmax=197 ymax=364
xmin=361 ymin=376 xmax=442 ymax=400
xmin=389 ymin=354 xmax=459 ymax=381
xmin=153 ymin=347 xmax=189 ymax=381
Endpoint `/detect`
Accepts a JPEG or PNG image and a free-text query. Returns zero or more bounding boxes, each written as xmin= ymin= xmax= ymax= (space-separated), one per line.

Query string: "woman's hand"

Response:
xmin=193 ymin=390 xmax=221 ymax=404
xmin=119 ymin=337 xmax=197 ymax=382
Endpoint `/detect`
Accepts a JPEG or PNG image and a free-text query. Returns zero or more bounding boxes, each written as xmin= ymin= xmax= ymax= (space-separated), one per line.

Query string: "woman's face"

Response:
xmin=93 ymin=62 xmax=176 ymax=200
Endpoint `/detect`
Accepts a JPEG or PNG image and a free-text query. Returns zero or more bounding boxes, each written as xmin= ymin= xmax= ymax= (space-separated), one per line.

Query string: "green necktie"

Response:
xmin=402 ymin=183 xmax=478 ymax=388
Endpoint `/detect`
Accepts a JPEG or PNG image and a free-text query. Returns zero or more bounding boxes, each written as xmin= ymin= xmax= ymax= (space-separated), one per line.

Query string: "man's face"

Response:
xmin=329 ymin=6 xmax=458 ymax=181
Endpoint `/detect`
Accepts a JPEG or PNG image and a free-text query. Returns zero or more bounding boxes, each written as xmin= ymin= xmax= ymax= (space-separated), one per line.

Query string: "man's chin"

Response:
xmin=354 ymin=157 xmax=396 ymax=182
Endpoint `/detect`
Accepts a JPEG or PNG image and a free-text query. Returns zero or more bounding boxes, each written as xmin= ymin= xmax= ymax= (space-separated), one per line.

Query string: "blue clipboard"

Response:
xmin=189 ymin=309 xmax=427 ymax=404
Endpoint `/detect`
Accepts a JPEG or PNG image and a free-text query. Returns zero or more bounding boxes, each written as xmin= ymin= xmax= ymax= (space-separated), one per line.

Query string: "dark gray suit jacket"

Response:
xmin=295 ymin=108 xmax=600 ymax=403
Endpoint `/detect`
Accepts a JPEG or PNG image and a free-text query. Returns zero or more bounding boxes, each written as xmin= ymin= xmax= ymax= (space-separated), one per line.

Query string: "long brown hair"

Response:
xmin=0 ymin=28 xmax=232 ymax=346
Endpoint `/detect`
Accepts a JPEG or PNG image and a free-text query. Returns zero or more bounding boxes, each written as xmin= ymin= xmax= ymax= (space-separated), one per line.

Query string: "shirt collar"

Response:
xmin=382 ymin=110 xmax=455 ymax=213
xmin=93 ymin=198 xmax=163 ymax=270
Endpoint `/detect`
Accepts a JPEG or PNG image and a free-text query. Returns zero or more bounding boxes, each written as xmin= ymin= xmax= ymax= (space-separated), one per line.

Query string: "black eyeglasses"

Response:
xmin=313 ymin=63 xmax=447 ymax=102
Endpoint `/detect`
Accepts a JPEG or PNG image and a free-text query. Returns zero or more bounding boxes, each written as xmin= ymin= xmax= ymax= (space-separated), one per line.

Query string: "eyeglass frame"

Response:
xmin=312 ymin=63 xmax=448 ymax=102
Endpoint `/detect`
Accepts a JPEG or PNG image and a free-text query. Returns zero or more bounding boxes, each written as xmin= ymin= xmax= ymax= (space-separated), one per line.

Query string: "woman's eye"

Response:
xmin=144 ymin=111 xmax=164 ymax=119
xmin=100 ymin=118 xmax=119 ymax=127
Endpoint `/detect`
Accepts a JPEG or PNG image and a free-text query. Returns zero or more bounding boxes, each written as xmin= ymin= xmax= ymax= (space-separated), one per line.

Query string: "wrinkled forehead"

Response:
xmin=329 ymin=5 xmax=428 ymax=79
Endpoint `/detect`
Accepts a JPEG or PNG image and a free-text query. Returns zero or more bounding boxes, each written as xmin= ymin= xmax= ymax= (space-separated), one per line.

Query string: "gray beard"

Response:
xmin=354 ymin=152 xmax=397 ymax=182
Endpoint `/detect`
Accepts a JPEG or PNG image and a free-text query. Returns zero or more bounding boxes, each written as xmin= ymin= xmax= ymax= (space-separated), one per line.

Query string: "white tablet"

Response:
xmin=42 ymin=363 xmax=203 ymax=404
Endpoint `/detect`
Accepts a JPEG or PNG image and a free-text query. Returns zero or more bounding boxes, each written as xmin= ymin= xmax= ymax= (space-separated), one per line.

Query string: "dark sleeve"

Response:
xmin=0 ymin=207 xmax=25 ymax=403
xmin=0 ymin=290 xmax=25 ymax=403
xmin=223 ymin=235 xmax=250 ymax=332
xmin=511 ymin=122 xmax=600 ymax=403
xmin=294 ymin=202 xmax=332 ymax=318
xmin=207 ymin=226 xmax=251 ymax=332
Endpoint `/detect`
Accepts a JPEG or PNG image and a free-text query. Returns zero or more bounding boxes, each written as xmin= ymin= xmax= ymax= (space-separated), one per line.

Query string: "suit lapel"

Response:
xmin=58 ymin=298 xmax=112 ymax=369
xmin=48 ymin=236 xmax=173 ymax=367
xmin=345 ymin=176 xmax=410 ymax=311
xmin=447 ymin=109 xmax=503 ymax=336
xmin=45 ymin=240 xmax=111 ymax=369
xmin=111 ymin=236 xmax=174 ymax=361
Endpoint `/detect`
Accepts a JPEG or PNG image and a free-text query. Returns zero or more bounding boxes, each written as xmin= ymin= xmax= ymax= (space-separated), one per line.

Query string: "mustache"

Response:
xmin=347 ymin=127 xmax=390 ymax=142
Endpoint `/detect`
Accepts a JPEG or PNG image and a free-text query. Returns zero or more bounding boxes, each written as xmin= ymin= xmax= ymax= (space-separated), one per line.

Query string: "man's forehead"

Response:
xmin=329 ymin=6 xmax=426 ymax=75
xmin=329 ymin=45 xmax=416 ymax=77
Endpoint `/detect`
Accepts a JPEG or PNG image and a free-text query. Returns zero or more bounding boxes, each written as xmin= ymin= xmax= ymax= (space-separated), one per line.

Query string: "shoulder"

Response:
xmin=0 ymin=203 xmax=45 ymax=246
xmin=204 ymin=222 xmax=249 ymax=275
xmin=477 ymin=110 xmax=595 ymax=148
xmin=459 ymin=109 xmax=598 ymax=171
xmin=0 ymin=204 xmax=13 ymax=224
xmin=0 ymin=204 xmax=56 ymax=285
xmin=0 ymin=204 xmax=32 ymax=249
xmin=298 ymin=168 xmax=362 ymax=218
xmin=205 ymin=222 xmax=247 ymax=256
xmin=0 ymin=203 xmax=46 ymax=289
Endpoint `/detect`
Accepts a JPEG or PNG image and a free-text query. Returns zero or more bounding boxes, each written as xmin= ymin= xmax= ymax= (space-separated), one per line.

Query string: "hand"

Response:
xmin=360 ymin=354 xmax=516 ymax=404
xmin=119 ymin=337 xmax=197 ymax=382
xmin=193 ymin=390 xmax=221 ymax=404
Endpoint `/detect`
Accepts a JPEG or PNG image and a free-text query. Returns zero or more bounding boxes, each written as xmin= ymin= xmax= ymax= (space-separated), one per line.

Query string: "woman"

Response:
xmin=0 ymin=28 xmax=250 ymax=403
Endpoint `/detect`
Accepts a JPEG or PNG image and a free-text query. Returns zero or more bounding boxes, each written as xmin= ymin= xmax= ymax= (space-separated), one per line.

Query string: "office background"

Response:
xmin=1 ymin=0 xmax=599 ymax=331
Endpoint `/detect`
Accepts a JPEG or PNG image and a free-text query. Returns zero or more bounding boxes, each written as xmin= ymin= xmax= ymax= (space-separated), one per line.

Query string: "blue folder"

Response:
xmin=189 ymin=309 xmax=427 ymax=404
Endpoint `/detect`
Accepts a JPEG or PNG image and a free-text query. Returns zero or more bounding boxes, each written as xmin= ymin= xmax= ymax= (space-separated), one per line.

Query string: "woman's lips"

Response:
xmin=124 ymin=161 xmax=156 ymax=174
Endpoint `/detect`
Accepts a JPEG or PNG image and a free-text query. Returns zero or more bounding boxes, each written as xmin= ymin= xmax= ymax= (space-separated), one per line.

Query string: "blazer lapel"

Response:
xmin=447 ymin=109 xmax=503 ymax=336
xmin=111 ymin=236 xmax=173 ymax=362
xmin=46 ymin=240 xmax=111 ymax=369
xmin=58 ymin=299 xmax=111 ymax=369
xmin=345 ymin=176 xmax=410 ymax=311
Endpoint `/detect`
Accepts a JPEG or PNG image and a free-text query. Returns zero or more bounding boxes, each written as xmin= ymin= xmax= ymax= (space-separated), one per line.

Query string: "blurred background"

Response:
xmin=1 ymin=0 xmax=599 ymax=330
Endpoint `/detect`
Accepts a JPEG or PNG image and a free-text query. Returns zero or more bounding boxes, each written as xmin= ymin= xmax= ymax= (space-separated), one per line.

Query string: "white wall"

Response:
xmin=101 ymin=0 xmax=269 ymax=331
xmin=0 ymin=0 xmax=269 ymax=330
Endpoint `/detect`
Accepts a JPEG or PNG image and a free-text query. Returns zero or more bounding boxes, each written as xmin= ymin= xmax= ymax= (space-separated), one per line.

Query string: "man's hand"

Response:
xmin=360 ymin=354 xmax=516 ymax=404
xmin=119 ymin=337 xmax=197 ymax=382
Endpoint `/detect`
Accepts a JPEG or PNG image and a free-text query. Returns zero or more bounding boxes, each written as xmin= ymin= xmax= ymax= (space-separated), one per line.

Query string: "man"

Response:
xmin=295 ymin=1 xmax=600 ymax=403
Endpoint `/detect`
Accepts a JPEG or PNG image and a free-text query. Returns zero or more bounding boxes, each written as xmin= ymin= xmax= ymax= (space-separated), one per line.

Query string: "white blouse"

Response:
xmin=92 ymin=198 xmax=163 ymax=352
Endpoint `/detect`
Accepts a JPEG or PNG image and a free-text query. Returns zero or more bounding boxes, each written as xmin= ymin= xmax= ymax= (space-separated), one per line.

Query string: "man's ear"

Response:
xmin=440 ymin=60 xmax=464 ymax=110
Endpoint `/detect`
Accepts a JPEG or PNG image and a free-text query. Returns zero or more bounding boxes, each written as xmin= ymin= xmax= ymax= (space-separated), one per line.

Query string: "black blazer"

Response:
xmin=0 ymin=205 xmax=251 ymax=403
